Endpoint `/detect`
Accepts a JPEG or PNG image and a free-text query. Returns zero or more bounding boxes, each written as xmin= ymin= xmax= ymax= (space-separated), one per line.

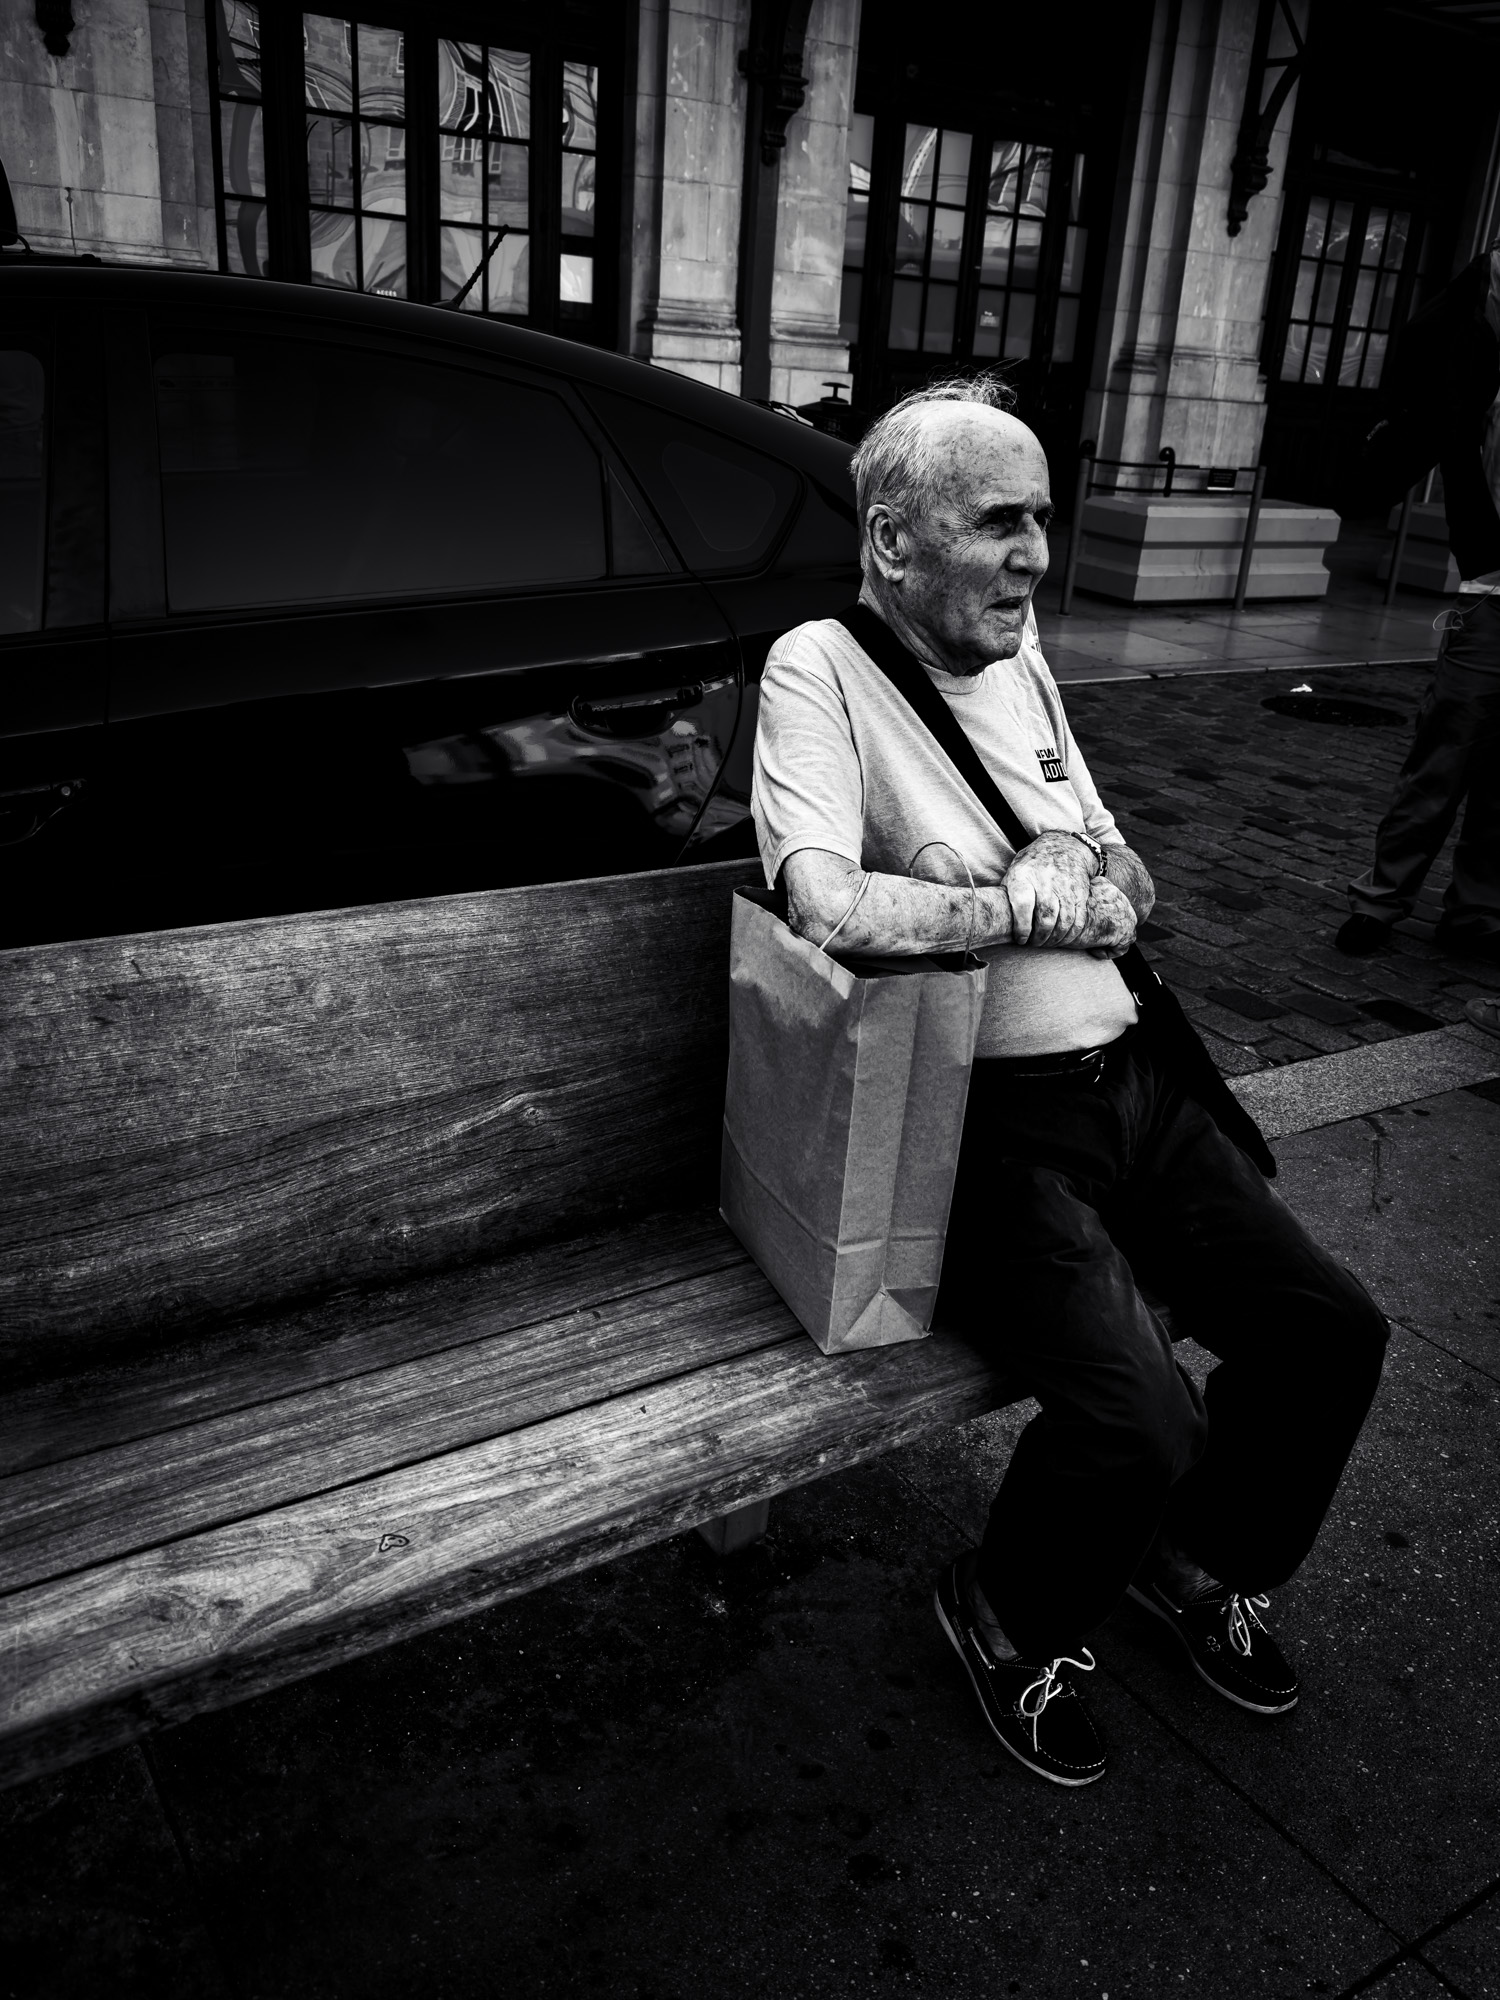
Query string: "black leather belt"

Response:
xmin=975 ymin=1028 xmax=1133 ymax=1083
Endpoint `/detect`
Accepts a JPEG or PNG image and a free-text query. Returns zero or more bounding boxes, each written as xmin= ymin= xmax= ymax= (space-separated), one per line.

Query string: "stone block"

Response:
xmin=1075 ymin=494 xmax=1339 ymax=603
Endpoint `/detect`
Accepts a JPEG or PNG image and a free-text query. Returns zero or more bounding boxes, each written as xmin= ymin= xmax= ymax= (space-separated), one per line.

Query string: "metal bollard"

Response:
xmin=1159 ymin=445 xmax=1176 ymax=497
xmin=1232 ymin=463 xmax=1267 ymax=612
xmin=1385 ymin=483 xmax=1417 ymax=606
xmin=1059 ymin=439 xmax=1095 ymax=616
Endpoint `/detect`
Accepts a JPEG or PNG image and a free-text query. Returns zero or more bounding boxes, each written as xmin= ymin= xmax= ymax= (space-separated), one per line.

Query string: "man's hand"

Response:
xmin=1079 ymin=877 xmax=1138 ymax=958
xmin=1003 ymin=831 xmax=1095 ymax=946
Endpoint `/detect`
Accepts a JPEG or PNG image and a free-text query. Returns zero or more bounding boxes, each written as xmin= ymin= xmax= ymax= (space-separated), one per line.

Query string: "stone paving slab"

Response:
xmin=1230 ymin=1026 xmax=1500 ymax=1136
xmin=1427 ymin=1895 xmax=1500 ymax=1997
xmin=1057 ymin=663 xmax=1500 ymax=1073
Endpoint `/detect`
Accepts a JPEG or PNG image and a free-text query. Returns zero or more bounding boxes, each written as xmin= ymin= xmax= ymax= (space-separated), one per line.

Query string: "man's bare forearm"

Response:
xmin=785 ymin=853 xmax=1014 ymax=956
xmin=1101 ymin=844 xmax=1155 ymax=921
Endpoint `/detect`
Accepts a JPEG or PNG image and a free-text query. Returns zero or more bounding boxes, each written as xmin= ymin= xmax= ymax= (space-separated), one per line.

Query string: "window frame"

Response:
xmin=204 ymin=4 xmax=620 ymax=345
xmin=1265 ymin=181 xmax=1426 ymax=400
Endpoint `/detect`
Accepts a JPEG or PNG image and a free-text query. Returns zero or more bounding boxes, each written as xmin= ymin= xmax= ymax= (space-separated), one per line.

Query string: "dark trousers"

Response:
xmin=1348 ymin=591 xmax=1500 ymax=938
xmin=936 ymin=1029 xmax=1389 ymax=1663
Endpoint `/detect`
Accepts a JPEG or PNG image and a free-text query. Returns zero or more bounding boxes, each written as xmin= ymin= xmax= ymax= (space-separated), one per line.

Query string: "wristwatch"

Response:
xmin=1068 ymin=831 xmax=1106 ymax=877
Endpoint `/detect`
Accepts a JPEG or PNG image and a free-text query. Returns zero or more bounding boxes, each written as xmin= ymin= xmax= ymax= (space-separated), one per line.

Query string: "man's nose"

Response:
xmin=1009 ymin=516 xmax=1050 ymax=570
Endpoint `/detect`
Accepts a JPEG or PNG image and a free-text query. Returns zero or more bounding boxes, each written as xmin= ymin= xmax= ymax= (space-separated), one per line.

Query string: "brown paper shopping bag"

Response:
xmin=719 ymin=886 xmax=988 ymax=1354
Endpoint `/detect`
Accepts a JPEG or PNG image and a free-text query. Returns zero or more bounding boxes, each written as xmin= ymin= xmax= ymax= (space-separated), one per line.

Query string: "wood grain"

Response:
xmin=0 ymin=1262 xmax=796 ymax=1594
xmin=0 ymin=858 xmax=760 ymax=1363
xmin=0 ymin=1331 xmax=1012 ymax=1789
xmin=0 ymin=1209 xmax=741 ymax=1474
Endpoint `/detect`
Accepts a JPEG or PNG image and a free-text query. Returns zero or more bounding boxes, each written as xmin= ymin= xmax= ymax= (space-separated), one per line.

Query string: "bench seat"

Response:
xmin=0 ymin=1205 xmax=1010 ymax=1789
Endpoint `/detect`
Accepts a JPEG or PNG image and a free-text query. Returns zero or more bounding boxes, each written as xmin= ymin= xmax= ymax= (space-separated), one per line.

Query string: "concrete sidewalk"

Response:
xmin=3 ymin=1061 xmax=1496 ymax=2000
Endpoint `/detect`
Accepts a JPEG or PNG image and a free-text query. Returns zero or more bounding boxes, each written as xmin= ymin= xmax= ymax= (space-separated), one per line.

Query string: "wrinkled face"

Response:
xmin=867 ymin=409 xmax=1053 ymax=674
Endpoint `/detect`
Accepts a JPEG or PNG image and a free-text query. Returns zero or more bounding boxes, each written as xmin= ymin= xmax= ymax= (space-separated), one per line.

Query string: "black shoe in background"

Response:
xmin=1126 ymin=1577 xmax=1300 ymax=1714
xmin=934 ymin=1559 xmax=1106 ymax=1786
xmin=1336 ymin=914 xmax=1393 ymax=956
xmin=1433 ymin=920 xmax=1500 ymax=964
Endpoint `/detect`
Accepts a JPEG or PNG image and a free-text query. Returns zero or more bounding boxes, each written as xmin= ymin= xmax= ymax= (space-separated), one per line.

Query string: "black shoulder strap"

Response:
xmin=836 ymin=601 xmax=1031 ymax=853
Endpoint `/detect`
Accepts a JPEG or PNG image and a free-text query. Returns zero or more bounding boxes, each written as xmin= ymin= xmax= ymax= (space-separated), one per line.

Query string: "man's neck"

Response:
xmin=856 ymin=580 xmax=988 ymax=678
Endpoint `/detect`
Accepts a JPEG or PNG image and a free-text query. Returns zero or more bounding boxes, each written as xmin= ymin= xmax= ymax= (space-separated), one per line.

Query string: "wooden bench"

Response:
xmin=0 ymin=857 xmax=1013 ymax=1790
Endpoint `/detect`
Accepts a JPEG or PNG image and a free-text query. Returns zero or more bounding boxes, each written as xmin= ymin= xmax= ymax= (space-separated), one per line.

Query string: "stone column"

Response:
xmin=629 ymin=0 xmax=751 ymax=392
xmin=1084 ymin=0 xmax=1307 ymax=471
xmin=767 ymin=0 xmax=860 ymax=408
xmin=0 ymin=0 xmax=215 ymax=267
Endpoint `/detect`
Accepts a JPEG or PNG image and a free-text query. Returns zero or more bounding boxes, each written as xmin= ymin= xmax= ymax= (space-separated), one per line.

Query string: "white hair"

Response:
xmin=849 ymin=373 xmax=1020 ymax=550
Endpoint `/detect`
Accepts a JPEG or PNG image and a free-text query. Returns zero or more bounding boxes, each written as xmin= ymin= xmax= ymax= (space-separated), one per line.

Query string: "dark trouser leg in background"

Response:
xmin=1348 ymin=595 xmax=1500 ymax=934
xmin=937 ymin=1040 xmax=1388 ymax=1663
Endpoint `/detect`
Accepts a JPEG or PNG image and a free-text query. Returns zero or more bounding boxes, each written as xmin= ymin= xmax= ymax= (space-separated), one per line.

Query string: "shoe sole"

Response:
xmin=1125 ymin=1585 xmax=1298 ymax=1714
xmin=933 ymin=1587 xmax=1105 ymax=1787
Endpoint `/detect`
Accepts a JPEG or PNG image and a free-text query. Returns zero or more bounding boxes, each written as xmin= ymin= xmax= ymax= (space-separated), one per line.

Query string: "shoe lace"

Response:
xmin=1227 ymin=1592 xmax=1270 ymax=1657
xmin=1017 ymin=1648 xmax=1095 ymax=1747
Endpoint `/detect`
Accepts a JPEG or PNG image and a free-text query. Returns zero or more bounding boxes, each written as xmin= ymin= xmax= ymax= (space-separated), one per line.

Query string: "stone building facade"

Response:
xmin=4 ymin=0 xmax=1497 ymax=504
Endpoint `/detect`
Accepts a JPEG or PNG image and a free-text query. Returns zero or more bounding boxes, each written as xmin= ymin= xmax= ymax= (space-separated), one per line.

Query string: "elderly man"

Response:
xmin=751 ymin=378 xmax=1387 ymax=1788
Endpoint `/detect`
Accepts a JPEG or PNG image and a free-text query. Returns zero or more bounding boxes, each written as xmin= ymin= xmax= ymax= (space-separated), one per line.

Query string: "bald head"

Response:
xmin=852 ymin=379 xmax=1054 ymax=676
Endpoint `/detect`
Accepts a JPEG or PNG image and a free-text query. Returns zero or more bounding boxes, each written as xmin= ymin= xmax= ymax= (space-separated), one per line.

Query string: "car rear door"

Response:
xmin=99 ymin=308 xmax=743 ymax=936
xmin=0 ymin=300 xmax=109 ymax=949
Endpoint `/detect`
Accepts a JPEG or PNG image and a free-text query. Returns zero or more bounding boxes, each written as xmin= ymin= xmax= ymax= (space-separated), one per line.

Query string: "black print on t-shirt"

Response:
xmin=1036 ymin=746 xmax=1067 ymax=782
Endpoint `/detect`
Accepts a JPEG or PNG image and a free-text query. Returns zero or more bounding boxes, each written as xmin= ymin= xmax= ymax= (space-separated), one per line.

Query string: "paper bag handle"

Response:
xmin=909 ymin=840 xmax=979 ymax=959
xmin=819 ymin=870 xmax=872 ymax=955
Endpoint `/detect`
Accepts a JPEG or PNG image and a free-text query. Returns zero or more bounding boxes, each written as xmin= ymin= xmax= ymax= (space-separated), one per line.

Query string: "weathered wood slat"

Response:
xmin=0 ymin=1209 xmax=742 ymax=1474
xmin=0 ymin=1264 xmax=797 ymax=1595
xmin=0 ymin=859 xmax=760 ymax=1361
xmin=0 ymin=1331 xmax=1010 ymax=1789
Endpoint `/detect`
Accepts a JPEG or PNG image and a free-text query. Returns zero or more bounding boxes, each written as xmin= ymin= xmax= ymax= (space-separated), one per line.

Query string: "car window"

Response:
xmin=584 ymin=388 xmax=800 ymax=574
xmin=0 ymin=350 xmax=47 ymax=636
xmin=151 ymin=334 xmax=607 ymax=612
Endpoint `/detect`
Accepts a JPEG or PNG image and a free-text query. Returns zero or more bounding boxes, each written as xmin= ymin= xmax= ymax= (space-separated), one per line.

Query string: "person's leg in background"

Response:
xmin=1434 ymin=594 xmax=1500 ymax=952
xmin=1341 ymin=592 xmax=1500 ymax=955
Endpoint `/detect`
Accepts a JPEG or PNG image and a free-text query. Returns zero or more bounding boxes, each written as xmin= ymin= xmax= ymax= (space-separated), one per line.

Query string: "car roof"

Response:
xmin=0 ymin=262 xmax=855 ymax=487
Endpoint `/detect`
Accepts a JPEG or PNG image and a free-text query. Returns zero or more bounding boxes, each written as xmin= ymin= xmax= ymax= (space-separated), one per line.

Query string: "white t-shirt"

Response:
xmin=751 ymin=610 xmax=1139 ymax=1059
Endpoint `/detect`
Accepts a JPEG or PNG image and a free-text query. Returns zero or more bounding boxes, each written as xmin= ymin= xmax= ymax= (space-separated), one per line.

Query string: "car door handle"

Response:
xmin=569 ymin=675 xmax=736 ymax=739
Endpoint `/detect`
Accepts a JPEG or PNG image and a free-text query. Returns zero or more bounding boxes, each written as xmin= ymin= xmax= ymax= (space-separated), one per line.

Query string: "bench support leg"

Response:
xmin=697 ymin=1499 xmax=770 ymax=1555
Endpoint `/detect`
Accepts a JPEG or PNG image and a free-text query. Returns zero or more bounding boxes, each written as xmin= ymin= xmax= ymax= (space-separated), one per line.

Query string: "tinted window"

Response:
xmin=585 ymin=388 xmax=799 ymax=573
xmin=0 ymin=351 xmax=46 ymax=636
xmin=152 ymin=335 xmax=606 ymax=611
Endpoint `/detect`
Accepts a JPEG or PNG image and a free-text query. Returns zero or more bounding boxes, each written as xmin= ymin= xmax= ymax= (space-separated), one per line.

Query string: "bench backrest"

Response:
xmin=0 ymin=858 xmax=761 ymax=1378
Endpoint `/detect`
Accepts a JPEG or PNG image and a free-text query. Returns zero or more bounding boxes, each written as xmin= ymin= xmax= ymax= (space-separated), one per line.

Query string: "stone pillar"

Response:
xmin=0 ymin=0 xmax=215 ymax=267
xmin=767 ymin=0 xmax=860 ymax=408
xmin=630 ymin=0 xmax=750 ymax=392
xmin=1084 ymin=0 xmax=1307 ymax=472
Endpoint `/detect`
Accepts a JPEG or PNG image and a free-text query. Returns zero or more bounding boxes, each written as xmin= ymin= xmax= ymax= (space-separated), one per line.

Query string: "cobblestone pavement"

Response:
xmin=1061 ymin=660 xmax=1500 ymax=1075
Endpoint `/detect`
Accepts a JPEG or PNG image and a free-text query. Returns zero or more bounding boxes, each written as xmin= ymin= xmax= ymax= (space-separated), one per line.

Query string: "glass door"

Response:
xmin=844 ymin=112 xmax=1098 ymax=478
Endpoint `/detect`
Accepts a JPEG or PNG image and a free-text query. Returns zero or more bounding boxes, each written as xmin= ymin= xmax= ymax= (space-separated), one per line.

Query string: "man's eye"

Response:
xmin=1035 ymin=511 xmax=1055 ymax=532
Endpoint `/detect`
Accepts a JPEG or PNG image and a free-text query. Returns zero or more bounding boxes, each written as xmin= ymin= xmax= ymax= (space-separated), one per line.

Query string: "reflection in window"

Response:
xmin=1050 ymin=155 xmax=1087 ymax=363
xmin=304 ymin=13 xmax=407 ymax=297
xmin=1338 ymin=207 xmax=1408 ymax=389
xmin=559 ymin=61 xmax=597 ymax=318
xmin=839 ymin=112 xmax=874 ymax=346
xmin=889 ymin=124 xmax=972 ymax=354
xmin=437 ymin=41 xmax=531 ymax=316
xmin=973 ymin=138 xmax=1052 ymax=361
xmin=152 ymin=340 xmax=607 ymax=611
xmin=1280 ymin=195 xmax=1353 ymax=384
xmin=0 ymin=352 xmax=46 ymax=636
xmin=217 ymin=2 xmax=268 ymax=276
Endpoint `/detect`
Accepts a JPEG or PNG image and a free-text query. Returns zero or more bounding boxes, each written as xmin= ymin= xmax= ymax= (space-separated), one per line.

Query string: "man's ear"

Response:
xmin=865 ymin=503 xmax=906 ymax=581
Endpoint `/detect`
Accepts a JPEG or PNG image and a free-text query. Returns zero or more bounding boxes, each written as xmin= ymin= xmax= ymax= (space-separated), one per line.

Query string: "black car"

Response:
xmin=0 ymin=265 xmax=858 ymax=948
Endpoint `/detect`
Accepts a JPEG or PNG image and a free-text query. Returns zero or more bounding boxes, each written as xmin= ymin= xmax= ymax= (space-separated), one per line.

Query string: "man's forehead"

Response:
xmin=919 ymin=404 xmax=1050 ymax=501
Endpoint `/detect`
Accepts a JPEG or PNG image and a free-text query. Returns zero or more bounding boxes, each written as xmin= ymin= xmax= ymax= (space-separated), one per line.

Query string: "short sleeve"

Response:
xmin=751 ymin=635 xmax=866 ymax=888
